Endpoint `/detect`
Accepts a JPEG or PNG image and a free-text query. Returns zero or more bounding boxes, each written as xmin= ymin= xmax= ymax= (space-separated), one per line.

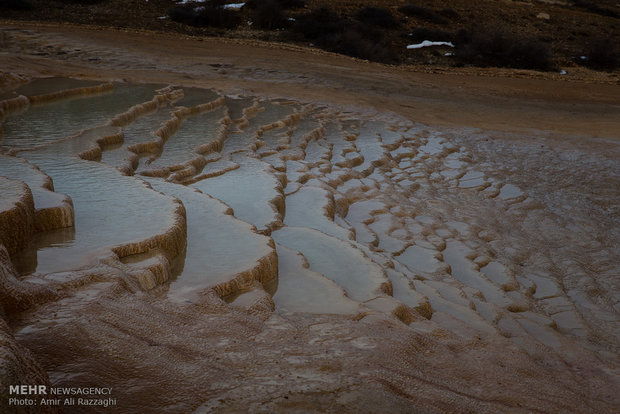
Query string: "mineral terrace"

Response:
xmin=0 ymin=22 xmax=619 ymax=413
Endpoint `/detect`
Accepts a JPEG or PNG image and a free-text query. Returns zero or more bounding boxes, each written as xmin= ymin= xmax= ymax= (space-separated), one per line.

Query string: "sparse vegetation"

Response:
xmin=251 ymin=0 xmax=291 ymax=30
xmin=169 ymin=4 xmax=241 ymax=29
xmin=455 ymin=29 xmax=555 ymax=71
xmin=58 ymin=0 xmax=108 ymax=4
xmin=291 ymin=7 xmax=399 ymax=64
xmin=355 ymin=7 xmax=399 ymax=29
xmin=291 ymin=7 xmax=343 ymax=40
xmin=318 ymin=28 xmax=400 ymax=64
xmin=0 ymin=0 xmax=34 ymax=10
xmin=407 ymin=27 xmax=452 ymax=42
xmin=439 ymin=8 xmax=460 ymax=20
xmin=582 ymin=38 xmax=619 ymax=70
xmin=245 ymin=0 xmax=305 ymax=9
xmin=572 ymin=0 xmax=619 ymax=18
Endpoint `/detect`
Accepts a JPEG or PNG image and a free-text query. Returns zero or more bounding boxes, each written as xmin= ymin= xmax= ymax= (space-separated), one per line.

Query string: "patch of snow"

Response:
xmin=560 ymin=70 xmax=567 ymax=75
xmin=222 ymin=2 xmax=245 ymax=9
xmin=444 ymin=52 xmax=454 ymax=57
xmin=178 ymin=0 xmax=207 ymax=4
xmin=407 ymin=41 xmax=455 ymax=50
xmin=580 ymin=55 xmax=588 ymax=60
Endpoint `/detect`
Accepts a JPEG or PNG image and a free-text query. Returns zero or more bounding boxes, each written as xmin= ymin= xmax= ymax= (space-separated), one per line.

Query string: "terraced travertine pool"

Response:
xmin=1 ymin=78 xmax=619 ymax=411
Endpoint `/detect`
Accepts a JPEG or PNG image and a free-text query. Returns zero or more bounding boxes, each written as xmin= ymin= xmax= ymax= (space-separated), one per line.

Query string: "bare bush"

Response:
xmin=291 ymin=7 xmax=399 ymax=64
xmin=169 ymin=5 xmax=241 ymax=29
xmin=318 ymin=29 xmax=400 ymax=64
xmin=0 ymin=0 xmax=34 ymax=10
xmin=398 ymin=4 xmax=448 ymax=25
xmin=572 ymin=0 xmax=619 ymax=18
xmin=407 ymin=27 xmax=452 ymax=42
xmin=582 ymin=38 xmax=619 ymax=71
xmin=251 ymin=0 xmax=290 ymax=30
xmin=439 ymin=8 xmax=460 ymax=20
xmin=455 ymin=29 xmax=555 ymax=71
xmin=245 ymin=0 xmax=305 ymax=9
xmin=292 ymin=7 xmax=344 ymax=40
xmin=356 ymin=7 xmax=399 ymax=29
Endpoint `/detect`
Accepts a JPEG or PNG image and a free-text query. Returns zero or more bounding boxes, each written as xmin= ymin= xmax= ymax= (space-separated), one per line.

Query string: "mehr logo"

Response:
xmin=9 ymin=385 xmax=47 ymax=395
xmin=8 ymin=385 xmax=117 ymax=408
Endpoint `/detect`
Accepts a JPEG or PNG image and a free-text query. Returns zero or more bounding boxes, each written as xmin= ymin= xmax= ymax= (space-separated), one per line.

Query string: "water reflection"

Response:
xmin=11 ymin=226 xmax=76 ymax=276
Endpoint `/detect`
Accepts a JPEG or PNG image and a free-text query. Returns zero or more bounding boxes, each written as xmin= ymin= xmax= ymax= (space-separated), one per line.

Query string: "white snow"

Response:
xmin=222 ymin=2 xmax=245 ymax=9
xmin=407 ymin=41 xmax=455 ymax=50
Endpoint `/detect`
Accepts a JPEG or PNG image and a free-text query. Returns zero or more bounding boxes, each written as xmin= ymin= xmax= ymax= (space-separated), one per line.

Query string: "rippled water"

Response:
xmin=1 ymin=78 xmax=618 ymax=362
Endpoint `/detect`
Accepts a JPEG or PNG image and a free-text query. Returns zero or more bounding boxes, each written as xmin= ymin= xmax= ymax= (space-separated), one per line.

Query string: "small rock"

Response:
xmin=536 ymin=12 xmax=550 ymax=20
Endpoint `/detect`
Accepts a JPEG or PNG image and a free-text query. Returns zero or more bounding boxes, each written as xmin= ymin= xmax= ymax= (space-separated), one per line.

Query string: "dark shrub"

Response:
xmin=292 ymin=7 xmax=344 ymax=40
xmin=277 ymin=0 xmax=305 ymax=9
xmin=58 ymin=0 xmax=108 ymax=4
xmin=291 ymin=7 xmax=399 ymax=64
xmin=572 ymin=0 xmax=619 ymax=18
xmin=169 ymin=7 xmax=196 ymax=25
xmin=582 ymin=38 xmax=619 ymax=70
xmin=252 ymin=0 xmax=290 ymax=29
xmin=440 ymin=8 xmax=460 ymax=20
xmin=356 ymin=7 xmax=399 ymax=29
xmin=208 ymin=0 xmax=237 ymax=6
xmin=398 ymin=4 xmax=448 ymax=25
xmin=317 ymin=29 xmax=400 ymax=64
xmin=169 ymin=5 xmax=241 ymax=29
xmin=0 ymin=0 xmax=34 ymax=10
xmin=455 ymin=29 xmax=555 ymax=71
xmin=407 ymin=27 xmax=452 ymax=42
xmin=245 ymin=0 xmax=305 ymax=10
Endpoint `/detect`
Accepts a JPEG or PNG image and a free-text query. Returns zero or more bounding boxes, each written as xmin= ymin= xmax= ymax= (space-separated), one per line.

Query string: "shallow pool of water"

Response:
xmin=1 ymin=83 xmax=164 ymax=151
